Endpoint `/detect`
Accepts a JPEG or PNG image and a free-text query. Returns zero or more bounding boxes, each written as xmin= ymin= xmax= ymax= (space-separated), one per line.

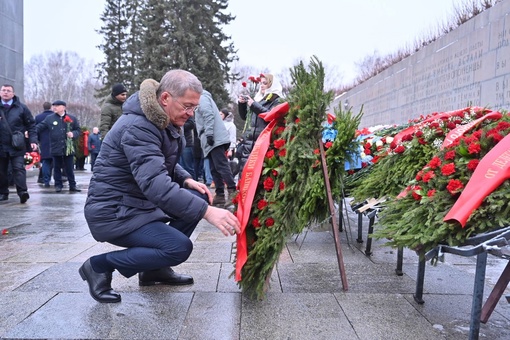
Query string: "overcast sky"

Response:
xmin=24 ymin=0 xmax=461 ymax=83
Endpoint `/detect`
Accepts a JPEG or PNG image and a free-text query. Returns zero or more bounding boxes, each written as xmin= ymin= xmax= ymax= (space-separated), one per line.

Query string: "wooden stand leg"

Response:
xmin=481 ymin=260 xmax=510 ymax=323
xmin=319 ymin=140 xmax=348 ymax=290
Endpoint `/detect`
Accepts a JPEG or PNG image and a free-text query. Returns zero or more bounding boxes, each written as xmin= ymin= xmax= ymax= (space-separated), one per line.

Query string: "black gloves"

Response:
xmin=207 ymin=135 xmax=214 ymax=146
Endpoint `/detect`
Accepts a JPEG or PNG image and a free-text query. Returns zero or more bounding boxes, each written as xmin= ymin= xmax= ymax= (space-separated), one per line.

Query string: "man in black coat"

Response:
xmin=35 ymin=102 xmax=54 ymax=187
xmin=0 ymin=84 xmax=38 ymax=203
xmin=36 ymin=100 xmax=81 ymax=192
xmin=78 ymin=70 xmax=241 ymax=303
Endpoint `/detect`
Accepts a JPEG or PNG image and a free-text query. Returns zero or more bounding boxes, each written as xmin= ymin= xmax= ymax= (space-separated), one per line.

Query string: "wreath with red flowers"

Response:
xmin=375 ymin=112 xmax=510 ymax=253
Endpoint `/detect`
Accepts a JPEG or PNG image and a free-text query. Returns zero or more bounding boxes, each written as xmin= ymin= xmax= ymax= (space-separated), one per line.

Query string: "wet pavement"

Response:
xmin=1 ymin=167 xmax=510 ymax=339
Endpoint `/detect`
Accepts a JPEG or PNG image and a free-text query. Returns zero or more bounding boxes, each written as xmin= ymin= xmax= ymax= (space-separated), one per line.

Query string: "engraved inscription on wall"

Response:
xmin=333 ymin=2 xmax=510 ymax=128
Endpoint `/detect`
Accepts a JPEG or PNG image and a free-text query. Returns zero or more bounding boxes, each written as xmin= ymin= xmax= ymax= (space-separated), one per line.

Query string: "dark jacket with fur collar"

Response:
xmin=84 ymin=79 xmax=208 ymax=242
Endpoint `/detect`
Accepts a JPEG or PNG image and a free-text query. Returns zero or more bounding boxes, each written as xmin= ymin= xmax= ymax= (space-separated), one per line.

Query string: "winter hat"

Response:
xmin=111 ymin=83 xmax=127 ymax=97
xmin=52 ymin=100 xmax=66 ymax=106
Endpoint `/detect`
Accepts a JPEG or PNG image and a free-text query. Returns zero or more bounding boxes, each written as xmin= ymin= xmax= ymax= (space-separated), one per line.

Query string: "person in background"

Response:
xmin=99 ymin=83 xmax=127 ymax=138
xmin=195 ymin=90 xmax=237 ymax=207
xmin=36 ymin=102 xmax=54 ymax=187
xmin=178 ymin=115 xmax=195 ymax=178
xmin=220 ymin=108 xmax=238 ymax=177
xmin=237 ymin=73 xmax=283 ymax=174
xmin=79 ymin=69 xmax=240 ymax=303
xmin=88 ymin=127 xmax=101 ymax=172
xmin=0 ymin=84 xmax=38 ymax=203
xmin=75 ymin=127 xmax=89 ymax=170
xmin=220 ymin=108 xmax=236 ymax=160
xmin=36 ymin=100 xmax=81 ymax=193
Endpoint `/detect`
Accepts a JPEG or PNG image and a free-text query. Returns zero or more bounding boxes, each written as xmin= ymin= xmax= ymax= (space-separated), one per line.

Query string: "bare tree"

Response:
xmin=24 ymin=51 xmax=102 ymax=129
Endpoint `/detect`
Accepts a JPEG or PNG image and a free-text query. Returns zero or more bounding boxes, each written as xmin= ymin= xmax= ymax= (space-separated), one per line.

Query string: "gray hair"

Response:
xmin=157 ymin=69 xmax=203 ymax=98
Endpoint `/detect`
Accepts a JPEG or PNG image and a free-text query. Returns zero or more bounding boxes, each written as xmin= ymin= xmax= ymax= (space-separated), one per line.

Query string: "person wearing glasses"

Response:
xmin=237 ymin=73 xmax=283 ymax=174
xmin=79 ymin=70 xmax=240 ymax=303
xmin=194 ymin=90 xmax=238 ymax=207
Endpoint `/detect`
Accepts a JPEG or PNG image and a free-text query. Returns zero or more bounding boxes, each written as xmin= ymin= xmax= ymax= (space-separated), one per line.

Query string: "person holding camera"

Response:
xmin=237 ymin=73 xmax=283 ymax=174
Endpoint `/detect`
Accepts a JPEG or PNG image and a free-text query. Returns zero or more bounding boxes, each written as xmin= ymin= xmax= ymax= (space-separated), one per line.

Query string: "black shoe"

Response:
xmin=55 ymin=186 xmax=62 ymax=193
xmin=139 ymin=267 xmax=194 ymax=286
xmin=19 ymin=191 xmax=29 ymax=204
xmin=70 ymin=187 xmax=82 ymax=192
xmin=79 ymin=259 xmax=121 ymax=303
xmin=0 ymin=194 xmax=8 ymax=201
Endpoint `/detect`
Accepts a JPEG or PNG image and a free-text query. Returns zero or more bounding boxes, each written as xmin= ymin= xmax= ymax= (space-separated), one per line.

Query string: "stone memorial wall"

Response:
xmin=332 ymin=0 xmax=510 ymax=128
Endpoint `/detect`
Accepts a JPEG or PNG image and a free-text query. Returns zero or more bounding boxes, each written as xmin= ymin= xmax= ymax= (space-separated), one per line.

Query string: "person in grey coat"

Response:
xmin=195 ymin=90 xmax=237 ymax=207
xmin=79 ymin=70 xmax=240 ymax=303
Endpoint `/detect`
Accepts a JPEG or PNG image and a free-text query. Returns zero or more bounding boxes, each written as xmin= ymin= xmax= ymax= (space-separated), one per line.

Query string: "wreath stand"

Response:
xmin=319 ymin=140 xmax=348 ymax=291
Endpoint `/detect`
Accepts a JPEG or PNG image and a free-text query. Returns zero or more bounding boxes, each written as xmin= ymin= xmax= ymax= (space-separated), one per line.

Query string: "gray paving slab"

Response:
xmin=240 ymin=293 xmax=358 ymax=340
xmin=1 ymin=170 xmax=510 ymax=339
xmin=336 ymin=292 xmax=444 ymax=340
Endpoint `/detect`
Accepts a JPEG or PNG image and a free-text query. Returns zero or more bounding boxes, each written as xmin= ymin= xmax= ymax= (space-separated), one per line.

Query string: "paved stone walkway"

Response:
xmin=0 ymin=167 xmax=509 ymax=339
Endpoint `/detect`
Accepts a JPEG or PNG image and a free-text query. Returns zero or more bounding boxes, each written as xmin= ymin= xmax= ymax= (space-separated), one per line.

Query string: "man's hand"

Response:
xmin=184 ymin=178 xmax=213 ymax=203
xmin=203 ymin=205 xmax=241 ymax=236
xmin=207 ymin=135 xmax=214 ymax=146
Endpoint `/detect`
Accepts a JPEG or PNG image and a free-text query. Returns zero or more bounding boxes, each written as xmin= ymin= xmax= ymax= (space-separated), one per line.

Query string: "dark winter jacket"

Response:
xmin=183 ymin=116 xmax=195 ymax=148
xmin=0 ymin=95 xmax=37 ymax=157
xmin=87 ymin=132 xmax=102 ymax=154
xmin=238 ymin=92 xmax=280 ymax=142
xmin=36 ymin=112 xmax=81 ymax=156
xmin=99 ymin=95 xmax=124 ymax=138
xmin=84 ymin=79 xmax=208 ymax=242
xmin=35 ymin=109 xmax=54 ymax=159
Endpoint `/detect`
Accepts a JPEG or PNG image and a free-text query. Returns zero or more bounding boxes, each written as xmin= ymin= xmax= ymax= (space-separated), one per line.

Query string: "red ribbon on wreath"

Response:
xmin=444 ymin=132 xmax=510 ymax=227
xmin=235 ymin=102 xmax=289 ymax=281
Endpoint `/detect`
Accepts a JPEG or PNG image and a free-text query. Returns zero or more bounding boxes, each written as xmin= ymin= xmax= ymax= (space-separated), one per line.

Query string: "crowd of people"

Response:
xmin=0 ymin=70 xmax=283 ymax=303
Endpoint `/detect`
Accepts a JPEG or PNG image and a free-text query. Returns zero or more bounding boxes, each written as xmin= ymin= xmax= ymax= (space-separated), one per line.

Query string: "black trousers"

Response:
xmin=207 ymin=146 xmax=236 ymax=195
xmin=53 ymin=155 xmax=76 ymax=188
xmin=0 ymin=153 xmax=27 ymax=195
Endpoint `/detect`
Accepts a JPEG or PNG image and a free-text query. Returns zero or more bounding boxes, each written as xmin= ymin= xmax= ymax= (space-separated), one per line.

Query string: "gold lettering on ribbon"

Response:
xmin=491 ymin=150 xmax=510 ymax=170
xmin=485 ymin=168 xmax=498 ymax=178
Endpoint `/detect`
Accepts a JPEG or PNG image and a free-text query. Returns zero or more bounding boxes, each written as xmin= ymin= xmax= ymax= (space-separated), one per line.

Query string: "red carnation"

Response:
xmin=263 ymin=177 xmax=275 ymax=191
xmin=441 ymin=163 xmax=456 ymax=176
xmin=278 ymin=149 xmax=286 ymax=157
xmin=372 ymin=155 xmax=380 ymax=163
xmin=265 ymin=217 xmax=275 ymax=227
xmin=313 ymin=148 xmax=320 ymax=155
xmin=252 ymin=217 xmax=261 ymax=228
xmin=446 ymin=179 xmax=464 ymax=194
xmin=257 ymin=199 xmax=268 ymax=210
xmin=266 ymin=149 xmax=275 ymax=159
xmin=467 ymin=159 xmax=480 ymax=171
xmin=241 ymin=81 xmax=247 ymax=87
xmin=428 ymin=156 xmax=441 ymax=169
xmin=416 ymin=170 xmax=424 ymax=181
xmin=422 ymin=171 xmax=435 ymax=183
xmin=415 ymin=131 xmax=423 ymax=137
xmin=63 ymin=116 xmax=73 ymax=123
xmin=394 ymin=145 xmax=406 ymax=154
xmin=444 ymin=150 xmax=456 ymax=160
xmin=272 ymin=169 xmax=278 ymax=177
xmin=273 ymin=139 xmax=285 ymax=149
xmin=468 ymin=143 xmax=481 ymax=154
xmin=325 ymin=141 xmax=333 ymax=149
xmin=279 ymin=181 xmax=285 ymax=191
xmin=427 ymin=189 xmax=436 ymax=197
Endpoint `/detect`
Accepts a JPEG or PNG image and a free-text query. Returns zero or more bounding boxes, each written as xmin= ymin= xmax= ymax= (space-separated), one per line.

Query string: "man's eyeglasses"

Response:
xmin=171 ymin=94 xmax=199 ymax=114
